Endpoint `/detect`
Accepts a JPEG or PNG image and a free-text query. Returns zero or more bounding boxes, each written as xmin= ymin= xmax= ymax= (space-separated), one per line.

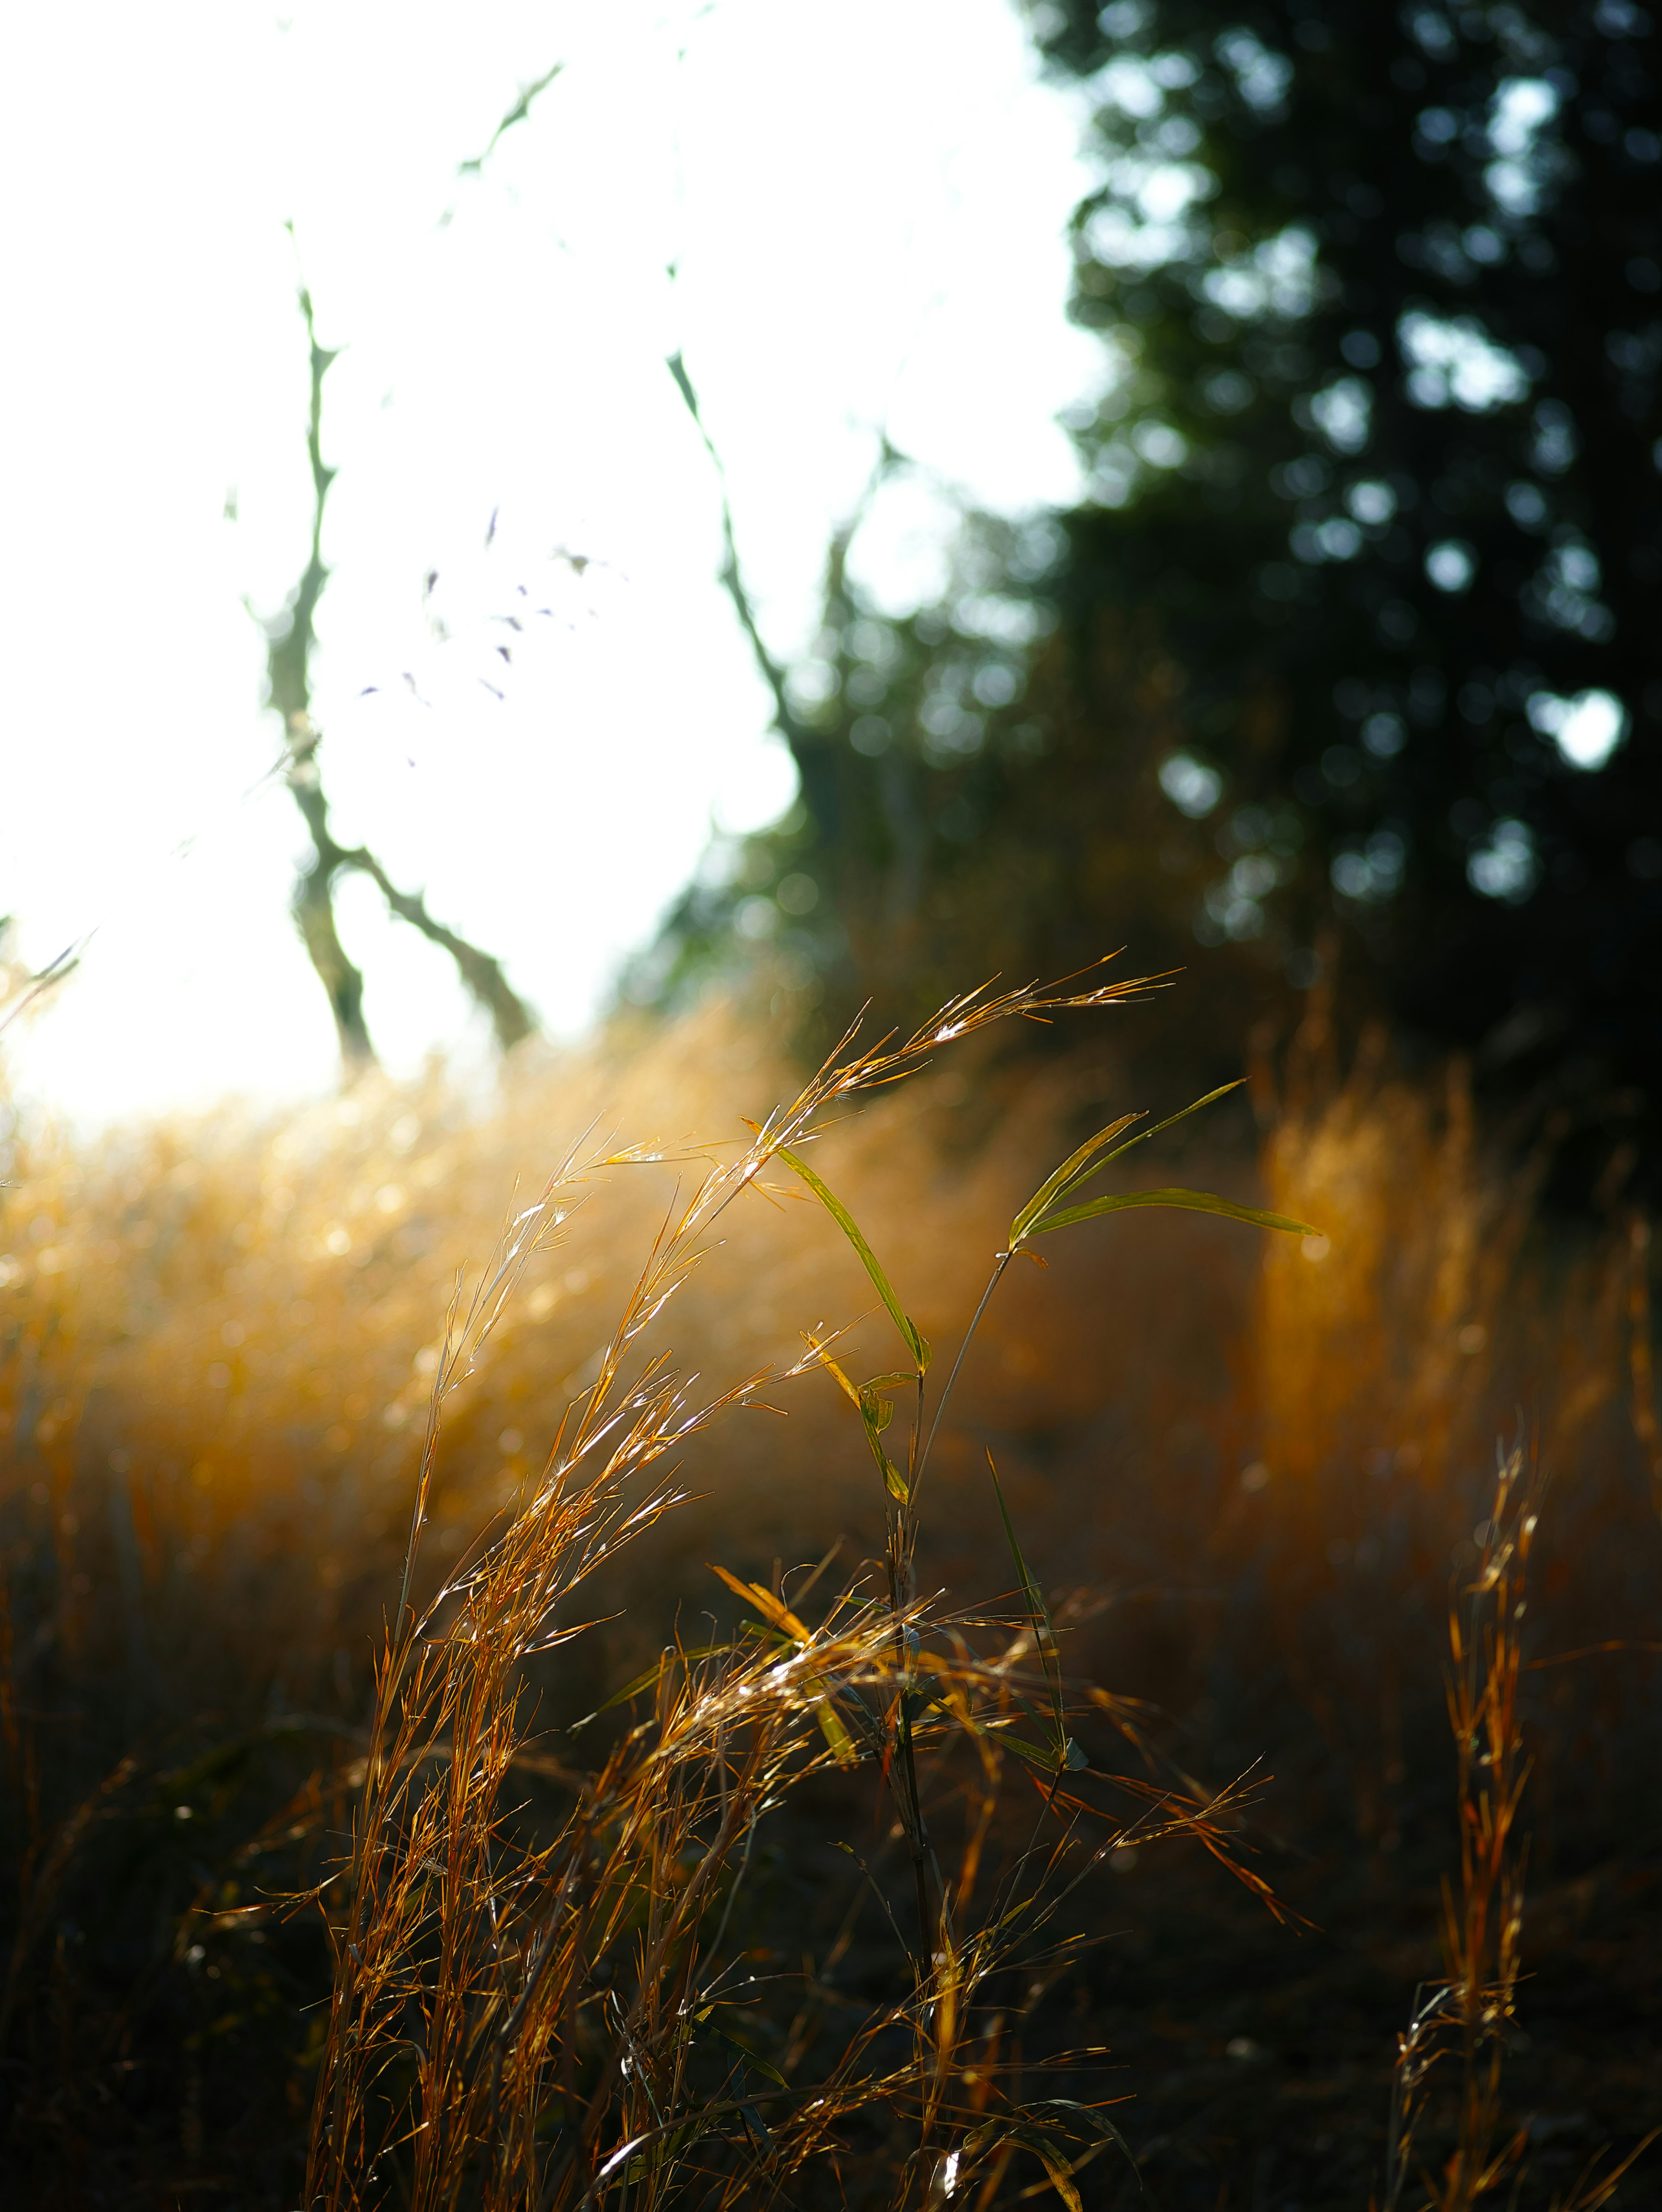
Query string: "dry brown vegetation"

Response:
xmin=2 ymin=976 xmax=1660 ymax=2208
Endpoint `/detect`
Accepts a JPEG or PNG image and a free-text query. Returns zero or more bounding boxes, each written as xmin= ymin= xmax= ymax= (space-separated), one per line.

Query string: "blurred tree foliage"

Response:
xmin=638 ymin=0 xmax=1660 ymax=1139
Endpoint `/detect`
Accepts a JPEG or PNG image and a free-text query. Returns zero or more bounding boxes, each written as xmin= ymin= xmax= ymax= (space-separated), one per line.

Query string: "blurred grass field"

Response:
xmin=2 ymin=984 xmax=1659 ymax=2206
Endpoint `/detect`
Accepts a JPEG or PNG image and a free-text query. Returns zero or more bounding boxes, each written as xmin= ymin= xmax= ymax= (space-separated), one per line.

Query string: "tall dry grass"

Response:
xmin=3 ymin=977 xmax=1660 ymax=2204
xmin=291 ymin=967 xmax=1317 ymax=2209
xmin=1243 ymin=999 xmax=1661 ymax=1863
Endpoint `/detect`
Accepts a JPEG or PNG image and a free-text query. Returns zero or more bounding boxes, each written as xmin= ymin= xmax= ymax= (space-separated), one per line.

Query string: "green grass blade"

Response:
xmin=1001 ymin=1732 xmax=1067 ymax=1770
xmin=808 ymin=1340 xmax=910 ymax=1498
xmin=692 ymin=2011 xmax=789 ymax=2090
xmin=872 ymin=1431 xmax=910 ymax=1501
xmin=1022 ymin=1080 xmax=1250 ymax=1237
xmin=569 ymin=1646 xmax=723 ymax=1731
xmin=861 ymin=1389 xmax=896 ymax=1437
xmin=1097 ymin=1078 xmax=1248 ymax=1167
xmin=860 ymin=1373 xmax=914 ymax=1440
xmin=1036 ymin=2138 xmax=1086 ymax=2212
xmin=859 ymin=1395 xmax=909 ymax=1499
xmin=1009 ymin=1112 xmax=1143 ymax=1247
xmin=1026 ymin=2101 xmax=1144 ymax=2194
xmin=1030 ymin=1186 xmax=1318 ymax=1238
xmin=1000 ymin=1719 xmax=1090 ymax=1772
xmin=779 ymin=1145 xmax=929 ymax=1371
xmin=815 ymin=1696 xmax=858 ymax=1766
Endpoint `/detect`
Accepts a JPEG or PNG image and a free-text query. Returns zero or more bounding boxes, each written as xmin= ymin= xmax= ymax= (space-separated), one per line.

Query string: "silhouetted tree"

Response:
xmin=653 ymin=0 xmax=1662 ymax=1155
xmin=1030 ymin=0 xmax=1661 ymax=1092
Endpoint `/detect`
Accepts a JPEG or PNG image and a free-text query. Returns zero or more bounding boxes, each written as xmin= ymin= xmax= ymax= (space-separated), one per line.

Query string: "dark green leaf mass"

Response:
xmin=637 ymin=0 xmax=1660 ymax=1183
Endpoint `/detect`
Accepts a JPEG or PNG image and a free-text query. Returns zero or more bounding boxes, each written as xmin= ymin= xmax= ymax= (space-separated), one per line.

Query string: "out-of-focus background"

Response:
xmin=5 ymin=0 xmax=1658 ymax=1153
xmin=3 ymin=3 xmax=1661 ymax=2205
xmin=1 ymin=0 xmax=1098 ymax=1115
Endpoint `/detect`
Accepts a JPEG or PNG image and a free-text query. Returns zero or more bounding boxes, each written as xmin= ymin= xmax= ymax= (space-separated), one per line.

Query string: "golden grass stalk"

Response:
xmin=1381 ymin=1441 xmax=1538 ymax=2212
xmin=300 ymin=966 xmax=1299 ymax=2209
xmin=8 ymin=976 xmax=1658 ymax=2199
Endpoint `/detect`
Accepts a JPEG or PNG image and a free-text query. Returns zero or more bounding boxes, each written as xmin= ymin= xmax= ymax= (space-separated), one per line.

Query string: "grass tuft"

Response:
xmin=2 ymin=981 xmax=1660 ymax=2203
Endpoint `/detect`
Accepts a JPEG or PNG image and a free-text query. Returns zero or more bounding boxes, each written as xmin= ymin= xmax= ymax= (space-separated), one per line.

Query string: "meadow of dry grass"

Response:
xmin=2 ymin=978 xmax=1659 ymax=2208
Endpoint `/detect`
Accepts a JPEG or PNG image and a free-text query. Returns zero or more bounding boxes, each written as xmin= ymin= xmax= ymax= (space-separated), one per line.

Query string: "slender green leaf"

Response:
xmin=740 ymin=2104 xmax=775 ymax=2151
xmin=815 ymin=1697 xmax=858 ymax=1766
xmin=1034 ymin=2139 xmax=1086 ymax=2212
xmin=1000 ymin=1678 xmax=1070 ymax=1745
xmin=1001 ymin=1732 xmax=1070 ymax=1771
xmin=860 ymin=1386 xmax=897 ymax=1437
xmin=1009 ymin=1112 xmax=1143 ymax=1246
xmin=568 ymin=1645 xmax=723 ymax=1731
xmin=998 ymin=1727 xmax=1089 ymax=1774
xmin=708 ymin=1566 xmax=861 ymax=1766
xmin=872 ymin=1433 xmax=910 ymax=1502
xmin=1093 ymin=1078 xmax=1247 ymax=1171
xmin=1019 ymin=1080 xmax=1251 ymax=1240
xmin=778 ymin=1146 xmax=929 ymax=1370
xmin=813 ymin=1344 xmax=866 ymax=1415
xmin=1025 ymin=2101 xmax=1143 ymax=2193
xmin=1031 ymin=1186 xmax=1318 ymax=1239
xmin=951 ymin=2107 xmax=1141 ymax=2207
xmin=692 ymin=2010 xmax=789 ymax=2090
xmin=992 ymin=2128 xmax=1088 ymax=2212
xmin=811 ymin=1344 xmax=911 ymax=1499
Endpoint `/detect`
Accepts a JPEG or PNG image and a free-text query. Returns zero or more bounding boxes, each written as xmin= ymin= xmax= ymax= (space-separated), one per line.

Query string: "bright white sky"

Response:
xmin=0 ymin=0 xmax=1100 ymax=1122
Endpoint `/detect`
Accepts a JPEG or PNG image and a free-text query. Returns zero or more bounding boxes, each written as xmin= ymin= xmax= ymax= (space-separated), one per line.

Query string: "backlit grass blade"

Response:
xmin=1017 ymin=1081 xmax=1250 ymax=1241
xmin=1028 ymin=1186 xmax=1317 ymax=1238
xmin=808 ymin=1340 xmax=911 ymax=1499
xmin=1001 ymin=1729 xmax=1091 ymax=1773
xmin=1009 ymin=1112 xmax=1143 ymax=1246
xmin=808 ymin=1336 xmax=869 ymax=1417
xmin=1032 ymin=2135 xmax=1085 ymax=2212
xmin=872 ymin=1438 xmax=911 ymax=1502
xmin=779 ymin=1145 xmax=930 ymax=1372
xmin=993 ymin=1674 xmax=1087 ymax=1763
xmin=709 ymin=1562 xmax=815 ymax=1643
xmin=859 ymin=1370 xmax=915 ymax=1448
xmin=569 ymin=1645 xmax=723 ymax=1732
xmin=813 ymin=1696 xmax=859 ymax=1765
xmin=977 ymin=2125 xmax=1089 ymax=2212
xmin=999 ymin=1731 xmax=1066 ymax=1770
xmin=1092 ymin=1077 xmax=1248 ymax=1170
xmin=709 ymin=1565 xmax=858 ymax=1765
xmin=1027 ymin=2100 xmax=1143 ymax=2197
xmin=948 ymin=2109 xmax=1139 ymax=2211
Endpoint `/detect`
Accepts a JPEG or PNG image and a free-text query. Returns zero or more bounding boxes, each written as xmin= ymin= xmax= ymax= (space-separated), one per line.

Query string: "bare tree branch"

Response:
xmin=665 ymin=352 xmax=814 ymax=756
xmin=262 ymin=280 xmax=537 ymax=1071
xmin=665 ymin=350 xmax=904 ymax=774
xmin=266 ymin=276 xmax=374 ymax=1071
xmin=0 ymin=926 xmax=84 ymax=1045
xmin=456 ymin=61 xmax=564 ymax=179
xmin=334 ymin=823 xmax=532 ymax=1050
